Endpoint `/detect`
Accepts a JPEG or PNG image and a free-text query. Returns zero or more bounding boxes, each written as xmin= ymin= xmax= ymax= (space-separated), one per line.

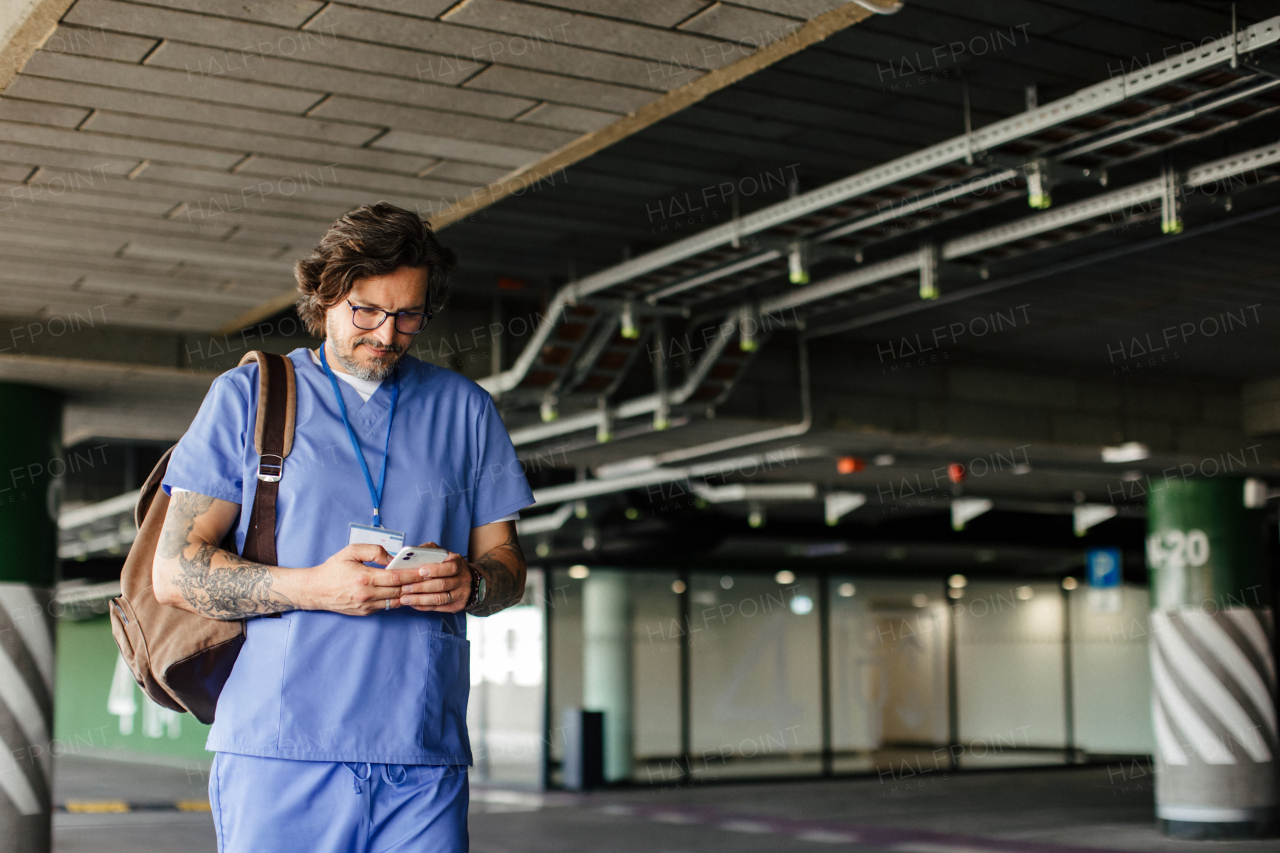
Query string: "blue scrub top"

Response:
xmin=162 ymin=347 xmax=535 ymax=764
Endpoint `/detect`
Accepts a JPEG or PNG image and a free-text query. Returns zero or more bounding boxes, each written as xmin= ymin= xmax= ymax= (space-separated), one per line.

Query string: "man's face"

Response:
xmin=324 ymin=266 xmax=428 ymax=381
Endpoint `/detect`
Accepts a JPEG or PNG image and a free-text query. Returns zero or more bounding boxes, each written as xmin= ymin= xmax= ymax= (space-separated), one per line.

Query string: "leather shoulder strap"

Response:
xmin=235 ymin=351 xmax=296 ymax=570
xmin=238 ymin=350 xmax=296 ymax=461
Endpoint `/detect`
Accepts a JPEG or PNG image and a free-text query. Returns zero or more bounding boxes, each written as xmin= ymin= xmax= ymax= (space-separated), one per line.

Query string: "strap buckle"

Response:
xmin=257 ymin=454 xmax=284 ymax=483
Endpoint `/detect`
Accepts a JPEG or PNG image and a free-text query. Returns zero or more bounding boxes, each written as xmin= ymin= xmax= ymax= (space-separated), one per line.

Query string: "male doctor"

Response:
xmin=152 ymin=202 xmax=534 ymax=852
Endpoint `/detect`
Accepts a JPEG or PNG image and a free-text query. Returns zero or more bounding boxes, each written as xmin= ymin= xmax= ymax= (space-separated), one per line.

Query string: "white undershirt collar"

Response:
xmin=310 ymin=347 xmax=382 ymax=402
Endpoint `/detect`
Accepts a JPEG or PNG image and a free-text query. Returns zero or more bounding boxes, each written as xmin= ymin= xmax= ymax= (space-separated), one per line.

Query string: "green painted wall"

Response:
xmin=54 ymin=616 xmax=212 ymax=761
xmin=0 ymin=383 xmax=62 ymax=585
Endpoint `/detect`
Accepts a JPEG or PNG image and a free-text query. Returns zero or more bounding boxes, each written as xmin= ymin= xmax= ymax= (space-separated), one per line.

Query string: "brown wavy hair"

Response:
xmin=295 ymin=202 xmax=458 ymax=337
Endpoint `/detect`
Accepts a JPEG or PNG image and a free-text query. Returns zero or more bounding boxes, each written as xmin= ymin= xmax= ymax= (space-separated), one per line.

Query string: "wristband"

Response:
xmin=467 ymin=566 xmax=487 ymax=608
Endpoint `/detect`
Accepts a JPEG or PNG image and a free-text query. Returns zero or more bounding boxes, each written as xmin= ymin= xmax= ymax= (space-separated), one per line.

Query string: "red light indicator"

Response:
xmin=837 ymin=456 xmax=865 ymax=474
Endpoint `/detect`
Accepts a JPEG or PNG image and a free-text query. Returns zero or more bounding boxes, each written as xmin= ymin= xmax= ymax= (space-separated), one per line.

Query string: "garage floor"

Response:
xmin=49 ymin=753 xmax=1276 ymax=852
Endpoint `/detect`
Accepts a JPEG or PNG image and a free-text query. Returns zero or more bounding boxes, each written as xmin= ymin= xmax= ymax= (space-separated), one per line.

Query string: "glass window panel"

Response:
xmin=828 ymin=578 xmax=950 ymax=775
xmin=631 ymin=571 xmax=682 ymax=779
xmin=547 ymin=567 xmax=583 ymax=772
xmin=1069 ymin=584 xmax=1156 ymax=754
xmin=466 ymin=568 xmax=546 ymax=786
xmin=688 ymin=571 xmax=822 ymax=779
xmin=955 ymin=580 xmax=1066 ymax=767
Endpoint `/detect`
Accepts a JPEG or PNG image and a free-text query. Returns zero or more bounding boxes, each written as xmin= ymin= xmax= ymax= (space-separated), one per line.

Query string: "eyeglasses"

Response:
xmin=346 ymin=299 xmax=433 ymax=335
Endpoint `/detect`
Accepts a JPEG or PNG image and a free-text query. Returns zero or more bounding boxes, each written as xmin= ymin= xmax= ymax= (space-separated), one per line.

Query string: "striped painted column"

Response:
xmin=1147 ymin=476 xmax=1277 ymax=839
xmin=0 ymin=384 xmax=63 ymax=853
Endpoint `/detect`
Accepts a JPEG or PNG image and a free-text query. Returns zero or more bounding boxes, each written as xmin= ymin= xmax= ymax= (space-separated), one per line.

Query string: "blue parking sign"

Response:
xmin=1087 ymin=547 xmax=1121 ymax=587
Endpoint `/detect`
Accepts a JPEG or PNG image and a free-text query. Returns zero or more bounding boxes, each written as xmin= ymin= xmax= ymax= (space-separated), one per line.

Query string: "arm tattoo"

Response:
xmin=159 ymin=491 xmax=213 ymax=560
xmin=470 ymin=527 xmax=525 ymax=616
xmin=163 ymin=491 xmax=298 ymax=620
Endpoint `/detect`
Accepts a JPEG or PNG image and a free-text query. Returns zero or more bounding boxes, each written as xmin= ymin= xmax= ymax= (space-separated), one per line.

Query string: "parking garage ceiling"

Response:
xmin=0 ymin=0 xmax=887 ymax=332
xmin=9 ymin=0 xmax=1280 ymax=566
xmin=0 ymin=1 xmax=1275 ymax=350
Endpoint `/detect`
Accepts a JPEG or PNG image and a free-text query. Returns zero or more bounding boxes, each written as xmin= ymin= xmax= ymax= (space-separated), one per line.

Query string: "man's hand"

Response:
xmin=397 ymin=521 xmax=526 ymax=616
xmin=397 ymin=542 xmax=471 ymax=613
xmin=303 ymin=544 xmax=424 ymax=616
xmin=153 ymin=490 xmax=433 ymax=619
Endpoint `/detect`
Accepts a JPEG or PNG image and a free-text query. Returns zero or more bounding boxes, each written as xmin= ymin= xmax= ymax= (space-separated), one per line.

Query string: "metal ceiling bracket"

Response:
xmin=1161 ymin=158 xmax=1184 ymax=234
xmin=1233 ymin=3 xmax=1240 ymax=70
xmin=596 ymin=398 xmax=613 ymax=443
xmin=652 ymin=315 xmax=670 ymax=431
xmin=738 ymin=303 xmax=760 ymax=352
xmin=919 ymin=242 xmax=940 ymax=300
xmin=1026 ymin=160 xmax=1053 ymax=209
xmin=788 ymin=240 xmax=810 ymax=284
xmin=620 ymin=301 xmax=639 ymax=339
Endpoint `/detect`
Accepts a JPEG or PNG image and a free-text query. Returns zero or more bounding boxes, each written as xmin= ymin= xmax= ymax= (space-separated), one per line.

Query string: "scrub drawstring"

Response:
xmin=343 ymin=761 xmax=409 ymax=792
xmin=343 ymin=761 xmax=373 ymax=793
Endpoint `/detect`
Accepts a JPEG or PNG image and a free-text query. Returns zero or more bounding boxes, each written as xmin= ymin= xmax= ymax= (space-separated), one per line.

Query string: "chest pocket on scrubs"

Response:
xmin=418 ymin=627 xmax=470 ymax=758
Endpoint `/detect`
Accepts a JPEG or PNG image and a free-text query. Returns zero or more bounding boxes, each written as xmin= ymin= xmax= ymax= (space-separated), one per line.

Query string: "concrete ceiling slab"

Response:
xmin=0 ymin=0 xmax=886 ymax=335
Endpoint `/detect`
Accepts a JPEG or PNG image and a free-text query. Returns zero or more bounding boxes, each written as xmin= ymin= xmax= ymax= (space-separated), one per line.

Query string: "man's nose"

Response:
xmin=371 ymin=318 xmax=398 ymax=346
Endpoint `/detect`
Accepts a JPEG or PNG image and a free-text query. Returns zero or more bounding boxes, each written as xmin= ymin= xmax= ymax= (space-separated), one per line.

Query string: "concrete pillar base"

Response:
xmin=1159 ymin=813 xmax=1279 ymax=840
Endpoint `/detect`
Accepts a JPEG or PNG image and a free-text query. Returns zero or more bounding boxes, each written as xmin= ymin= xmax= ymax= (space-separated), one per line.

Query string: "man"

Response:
xmin=152 ymin=202 xmax=534 ymax=852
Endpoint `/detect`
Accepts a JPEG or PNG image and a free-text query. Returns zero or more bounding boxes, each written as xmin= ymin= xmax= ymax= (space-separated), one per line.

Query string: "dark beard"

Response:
xmin=329 ymin=329 xmax=404 ymax=381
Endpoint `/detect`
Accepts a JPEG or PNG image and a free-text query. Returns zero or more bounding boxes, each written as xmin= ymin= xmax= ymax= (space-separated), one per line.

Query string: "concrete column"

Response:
xmin=582 ymin=570 xmax=632 ymax=782
xmin=1147 ymin=477 xmax=1277 ymax=839
xmin=0 ymin=383 xmax=63 ymax=853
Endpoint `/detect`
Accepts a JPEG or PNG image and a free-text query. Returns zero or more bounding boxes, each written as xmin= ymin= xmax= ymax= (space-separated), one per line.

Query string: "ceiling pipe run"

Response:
xmin=505 ymin=314 xmax=739 ymax=446
xmin=594 ymin=338 xmax=813 ymax=477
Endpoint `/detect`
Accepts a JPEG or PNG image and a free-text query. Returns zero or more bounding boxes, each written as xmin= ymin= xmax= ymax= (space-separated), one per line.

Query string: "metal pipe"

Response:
xmin=792 ymin=137 xmax=1280 ymax=337
xmin=527 ymin=445 xmax=825 ymax=506
xmin=804 ymin=191 xmax=1280 ymax=340
xmin=525 ymin=342 xmax=815 ymax=506
xmin=477 ymin=19 xmax=1280 ymax=397
xmin=506 ymin=315 xmax=739 ymax=446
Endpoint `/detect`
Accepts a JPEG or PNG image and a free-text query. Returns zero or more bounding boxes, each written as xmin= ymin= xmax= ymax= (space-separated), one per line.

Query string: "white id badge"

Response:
xmin=348 ymin=523 xmax=405 ymax=557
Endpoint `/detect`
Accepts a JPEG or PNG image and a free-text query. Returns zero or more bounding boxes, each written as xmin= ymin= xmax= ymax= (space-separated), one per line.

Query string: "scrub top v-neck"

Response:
xmin=162 ymin=347 xmax=535 ymax=764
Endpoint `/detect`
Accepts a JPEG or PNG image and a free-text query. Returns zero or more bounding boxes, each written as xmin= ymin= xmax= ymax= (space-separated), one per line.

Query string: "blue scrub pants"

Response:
xmin=208 ymin=752 xmax=468 ymax=852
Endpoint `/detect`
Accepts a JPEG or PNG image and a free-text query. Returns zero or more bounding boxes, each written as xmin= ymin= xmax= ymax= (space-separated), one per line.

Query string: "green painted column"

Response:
xmin=583 ymin=569 xmax=633 ymax=783
xmin=0 ymin=383 xmax=63 ymax=853
xmin=1146 ymin=477 xmax=1277 ymax=839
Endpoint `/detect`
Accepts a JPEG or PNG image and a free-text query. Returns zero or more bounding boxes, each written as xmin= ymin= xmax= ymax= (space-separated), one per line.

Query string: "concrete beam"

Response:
xmin=0 ymin=352 xmax=217 ymax=444
xmin=0 ymin=0 xmax=76 ymax=93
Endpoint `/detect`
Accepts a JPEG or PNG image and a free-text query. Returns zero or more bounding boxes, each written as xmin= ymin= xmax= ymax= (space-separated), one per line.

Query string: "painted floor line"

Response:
xmin=610 ymin=803 xmax=1146 ymax=853
xmin=57 ymin=800 xmax=211 ymax=813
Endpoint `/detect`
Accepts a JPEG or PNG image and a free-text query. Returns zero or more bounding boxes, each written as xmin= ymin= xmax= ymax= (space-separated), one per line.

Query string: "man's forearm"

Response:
xmin=469 ymin=527 xmax=526 ymax=616
xmin=156 ymin=490 xmax=304 ymax=620
xmin=164 ymin=543 xmax=303 ymax=620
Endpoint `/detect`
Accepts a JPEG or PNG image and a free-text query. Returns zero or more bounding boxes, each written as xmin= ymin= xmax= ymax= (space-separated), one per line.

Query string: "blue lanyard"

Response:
xmin=319 ymin=346 xmax=400 ymax=528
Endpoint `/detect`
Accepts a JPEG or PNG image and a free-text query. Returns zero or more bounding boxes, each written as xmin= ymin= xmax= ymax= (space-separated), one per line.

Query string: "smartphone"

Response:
xmin=385 ymin=546 xmax=450 ymax=572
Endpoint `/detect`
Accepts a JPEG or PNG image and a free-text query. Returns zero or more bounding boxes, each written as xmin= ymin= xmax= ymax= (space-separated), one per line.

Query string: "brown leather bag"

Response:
xmin=109 ymin=351 xmax=297 ymax=724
